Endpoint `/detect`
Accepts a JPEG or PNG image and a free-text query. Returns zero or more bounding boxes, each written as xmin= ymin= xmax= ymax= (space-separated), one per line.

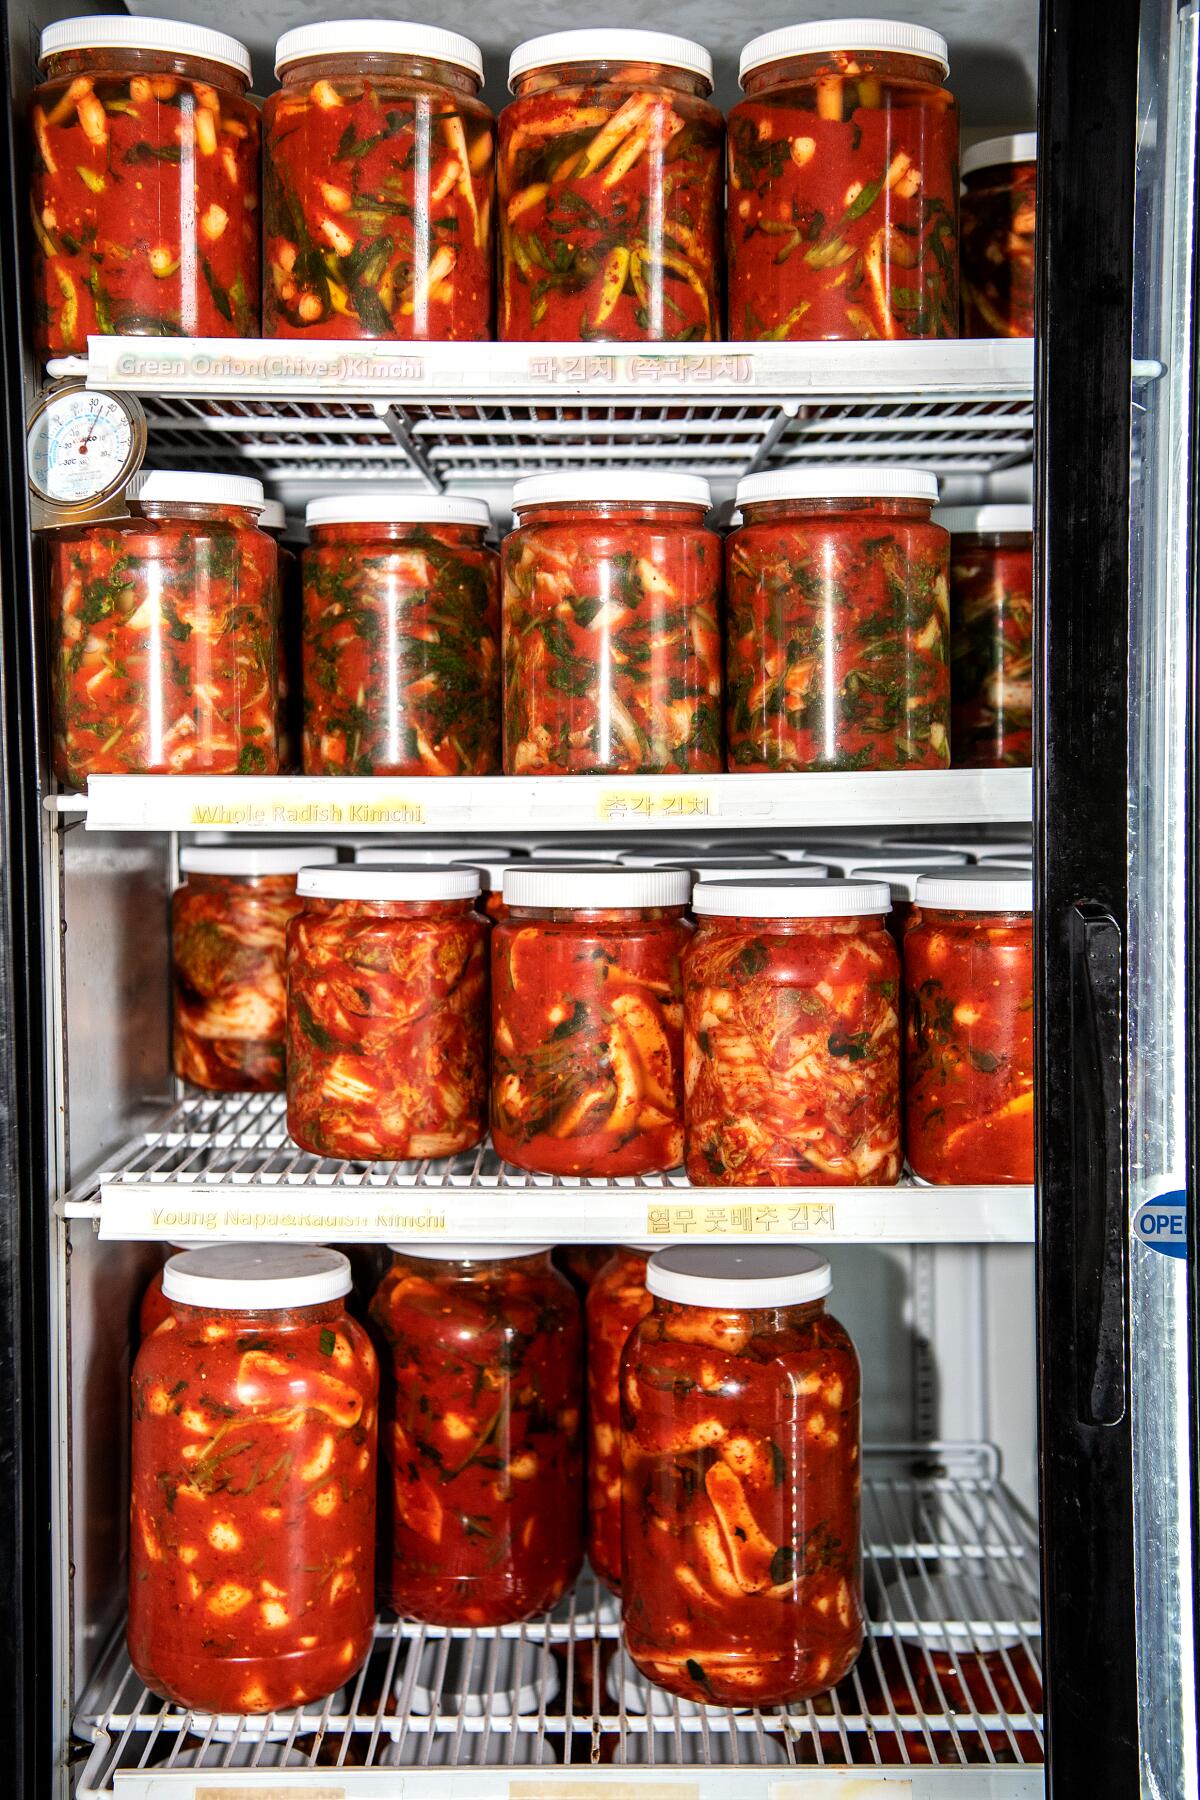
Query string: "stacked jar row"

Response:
xmin=170 ymin=855 xmax=1034 ymax=1185
xmin=31 ymin=17 xmax=1035 ymax=354
xmin=47 ymin=471 xmax=1033 ymax=786
xmin=131 ymin=1240 xmax=864 ymax=1718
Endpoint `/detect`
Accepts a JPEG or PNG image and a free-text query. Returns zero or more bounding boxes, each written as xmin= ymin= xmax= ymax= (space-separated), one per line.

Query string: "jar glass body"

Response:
xmin=370 ymin=1249 xmax=582 ymax=1623
xmin=503 ymin=500 xmax=722 ymax=774
xmin=172 ymin=869 xmax=306 ymax=1092
xmin=728 ymin=49 xmax=958 ymax=342
xmin=961 ymin=159 xmax=1036 ymax=338
xmin=303 ymin=520 xmax=500 ymax=776
xmin=139 ymin=1259 xmax=172 ymax=1339
xmin=684 ymin=912 xmax=901 ymax=1184
xmin=621 ymin=1291 xmax=863 ymax=1705
xmin=499 ymin=60 xmax=722 ymax=342
xmin=128 ymin=1292 xmax=378 ymax=1712
xmin=726 ymin=496 xmax=950 ymax=771
xmin=275 ymin=540 xmax=302 ymax=772
xmin=49 ymin=501 xmax=277 ymax=786
xmin=586 ymin=1246 xmax=651 ymax=1590
xmin=903 ymin=905 xmax=1034 ymax=1181
xmin=949 ymin=530 xmax=1033 ymax=768
xmin=286 ymin=894 xmax=488 ymax=1159
xmin=491 ymin=902 xmax=690 ymax=1175
xmin=32 ymin=45 xmax=260 ymax=355
xmin=264 ymin=51 xmax=493 ymax=340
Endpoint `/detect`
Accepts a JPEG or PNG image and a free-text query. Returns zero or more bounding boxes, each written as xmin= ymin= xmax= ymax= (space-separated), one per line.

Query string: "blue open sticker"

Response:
xmin=1133 ymin=1189 xmax=1188 ymax=1259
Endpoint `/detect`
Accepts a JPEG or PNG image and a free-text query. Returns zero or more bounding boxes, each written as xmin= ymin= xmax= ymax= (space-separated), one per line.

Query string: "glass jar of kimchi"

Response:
xmin=303 ymin=494 xmax=499 ymax=777
xmin=492 ymin=865 xmax=691 ymax=1175
xmin=727 ymin=468 xmax=949 ymax=771
xmin=728 ymin=22 xmax=957 ymax=342
xmin=504 ymin=474 xmax=722 ymax=774
xmin=685 ymin=878 xmax=901 ymax=1184
xmin=500 ymin=29 xmax=722 ymax=341
xmin=265 ymin=23 xmax=493 ymax=340
xmin=622 ymin=1245 xmax=863 ymax=1706
xmin=286 ymin=864 xmax=487 ymax=1161
xmin=960 ymin=133 xmax=1037 ymax=338
xmin=905 ymin=871 xmax=1034 ymax=1182
xmin=370 ymin=1243 xmax=582 ymax=1623
xmin=939 ymin=504 xmax=1034 ymax=768
xmin=452 ymin=857 xmax=525 ymax=922
xmin=586 ymin=1245 xmax=651 ymax=1592
xmin=32 ymin=17 xmax=259 ymax=357
xmin=260 ymin=499 xmax=302 ymax=773
xmin=128 ymin=1245 xmax=378 ymax=1713
xmin=172 ymin=844 xmax=338 ymax=1093
xmin=139 ymin=1242 xmax=200 ymax=1339
xmin=49 ymin=471 xmax=277 ymax=787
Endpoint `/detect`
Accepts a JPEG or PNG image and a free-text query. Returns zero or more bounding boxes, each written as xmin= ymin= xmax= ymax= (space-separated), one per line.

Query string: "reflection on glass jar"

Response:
xmin=938 ymin=505 xmax=1034 ymax=769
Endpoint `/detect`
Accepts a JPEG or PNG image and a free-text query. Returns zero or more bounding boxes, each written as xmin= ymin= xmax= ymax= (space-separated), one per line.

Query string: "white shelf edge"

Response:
xmin=95 ymin=1768 xmax=1045 ymax=1796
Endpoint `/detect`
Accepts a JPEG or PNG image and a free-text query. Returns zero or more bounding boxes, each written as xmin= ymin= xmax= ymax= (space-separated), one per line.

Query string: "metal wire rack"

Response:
xmin=61 ymin=1091 xmax=1036 ymax=1245
xmin=74 ymin=1445 xmax=1043 ymax=1795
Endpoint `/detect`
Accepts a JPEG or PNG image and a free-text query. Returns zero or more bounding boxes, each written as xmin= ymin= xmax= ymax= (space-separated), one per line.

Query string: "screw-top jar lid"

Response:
xmin=127 ymin=470 xmax=265 ymax=512
xmin=40 ymin=14 xmax=253 ymax=79
xmin=509 ymin=29 xmax=713 ymax=90
xmin=180 ymin=845 xmax=338 ymax=877
xmin=276 ymin=20 xmax=484 ymax=80
xmin=511 ymin=472 xmax=712 ymax=514
xmin=737 ymin=466 xmax=939 ymax=508
xmin=356 ymin=843 xmax=508 ymax=867
xmin=387 ymin=1243 xmax=553 ymax=1260
xmin=693 ymin=877 xmax=892 ymax=918
xmin=452 ymin=857 xmax=525 ymax=890
xmin=739 ymin=19 xmax=949 ymax=83
xmin=961 ymin=131 xmax=1038 ymax=178
xmin=258 ymin=499 xmax=287 ymax=533
xmin=528 ymin=840 xmax=640 ymax=862
xmin=503 ymin=865 xmax=692 ymax=909
xmin=648 ymin=1244 xmax=832 ymax=1308
xmin=838 ymin=849 xmax=967 ymax=869
xmin=163 ymin=1244 xmax=351 ymax=1309
xmin=845 ymin=865 xmax=931 ymax=901
xmin=934 ymin=504 xmax=1034 ymax=536
xmin=915 ymin=871 xmax=1033 ymax=913
xmin=305 ymin=491 xmax=491 ymax=529
xmin=618 ymin=849 xmax=785 ymax=871
xmin=298 ymin=864 xmax=481 ymax=902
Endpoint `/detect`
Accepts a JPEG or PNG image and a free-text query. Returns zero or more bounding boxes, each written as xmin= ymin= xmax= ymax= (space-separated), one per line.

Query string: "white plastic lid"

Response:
xmin=839 ymin=849 xmax=967 ymax=869
xmin=40 ymin=14 xmax=252 ymax=79
xmin=693 ymin=877 xmax=891 ymax=918
xmin=453 ymin=857 xmax=525 ymax=890
xmin=127 ymin=471 xmax=265 ymax=513
xmin=509 ymin=30 xmax=713 ymax=90
xmin=258 ymin=500 xmax=287 ymax=533
xmin=356 ymin=843 xmax=503 ymax=867
xmin=961 ymin=131 xmax=1038 ymax=178
xmin=388 ymin=1243 xmax=553 ymax=1260
xmin=180 ymin=845 xmax=339 ymax=877
xmin=163 ymin=1244 xmax=351 ymax=1310
xmin=298 ymin=864 xmax=480 ymax=902
xmin=845 ymin=865 xmax=930 ymax=901
xmin=971 ymin=858 xmax=1033 ymax=873
xmin=306 ymin=491 xmax=491 ymax=529
xmin=276 ymin=20 xmax=483 ymax=80
xmin=648 ymin=1245 xmax=832 ymax=1308
xmin=511 ymin=472 xmax=712 ymax=514
xmin=739 ymin=19 xmax=949 ymax=83
xmin=935 ymin=504 xmax=1034 ymax=536
xmin=737 ymin=466 xmax=939 ymax=507
xmin=529 ymin=841 xmax=636 ymax=863
xmin=916 ymin=871 xmax=1033 ymax=913
xmin=503 ymin=865 xmax=691 ymax=909
xmin=619 ymin=849 xmax=782 ymax=869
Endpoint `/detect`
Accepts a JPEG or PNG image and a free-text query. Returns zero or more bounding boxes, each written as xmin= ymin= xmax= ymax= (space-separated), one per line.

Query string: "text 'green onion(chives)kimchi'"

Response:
xmin=500 ymin=38 xmax=722 ymax=341
xmin=128 ymin=1257 xmax=378 ymax=1714
xmin=371 ymin=1247 xmax=583 ymax=1624
xmin=265 ymin=29 xmax=493 ymax=339
xmin=32 ymin=29 xmax=259 ymax=354
xmin=727 ymin=33 xmax=957 ymax=341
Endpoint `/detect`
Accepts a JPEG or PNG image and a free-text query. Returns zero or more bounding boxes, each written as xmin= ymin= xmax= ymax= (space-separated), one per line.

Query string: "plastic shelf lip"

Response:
xmin=78 ymin=769 xmax=1033 ymax=834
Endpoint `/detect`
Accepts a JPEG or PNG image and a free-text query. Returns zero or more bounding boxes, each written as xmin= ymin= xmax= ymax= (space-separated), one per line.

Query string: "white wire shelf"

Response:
xmin=74 ymin=1444 xmax=1044 ymax=1797
xmin=49 ymin=768 xmax=1032 ymax=835
xmin=47 ymin=336 xmax=1034 ymax=486
xmin=61 ymin=1092 xmax=1034 ymax=1245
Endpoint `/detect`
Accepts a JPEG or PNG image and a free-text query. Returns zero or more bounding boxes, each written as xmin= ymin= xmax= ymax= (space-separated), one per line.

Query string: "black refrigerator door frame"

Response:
xmin=1035 ymin=0 xmax=1142 ymax=1790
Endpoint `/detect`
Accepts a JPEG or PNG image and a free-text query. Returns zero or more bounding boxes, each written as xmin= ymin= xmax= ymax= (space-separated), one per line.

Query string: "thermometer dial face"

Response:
xmin=27 ymin=384 xmax=144 ymax=506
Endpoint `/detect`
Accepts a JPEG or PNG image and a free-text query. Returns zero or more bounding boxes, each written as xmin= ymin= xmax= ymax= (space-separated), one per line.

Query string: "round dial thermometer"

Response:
xmin=27 ymin=382 xmax=146 ymax=509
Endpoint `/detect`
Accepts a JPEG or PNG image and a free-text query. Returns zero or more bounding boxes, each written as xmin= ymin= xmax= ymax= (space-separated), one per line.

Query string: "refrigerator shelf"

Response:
xmin=50 ymin=335 xmax=1035 ymax=486
xmin=62 ymin=1092 xmax=1035 ymax=1246
xmin=74 ymin=1444 xmax=1044 ymax=1797
xmin=48 ymin=767 xmax=1032 ymax=835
